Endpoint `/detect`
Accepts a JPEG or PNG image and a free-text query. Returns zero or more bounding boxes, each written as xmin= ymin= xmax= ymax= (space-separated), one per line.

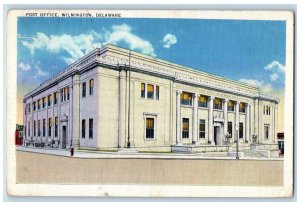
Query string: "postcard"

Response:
xmin=6 ymin=9 xmax=294 ymax=197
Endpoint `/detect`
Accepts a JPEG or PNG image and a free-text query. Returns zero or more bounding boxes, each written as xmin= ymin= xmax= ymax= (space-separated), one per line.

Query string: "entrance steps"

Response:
xmin=171 ymin=144 xmax=230 ymax=153
xmin=118 ymin=148 xmax=138 ymax=153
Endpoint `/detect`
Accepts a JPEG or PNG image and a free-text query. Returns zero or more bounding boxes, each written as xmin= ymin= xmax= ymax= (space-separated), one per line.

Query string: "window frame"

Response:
xmin=199 ymin=119 xmax=205 ymax=139
xmin=82 ymin=82 xmax=87 ymax=98
xmin=143 ymin=113 xmax=158 ymax=141
xmin=213 ymin=98 xmax=223 ymax=110
xmin=89 ymin=79 xmax=94 ymax=96
xmin=181 ymin=92 xmax=193 ymax=106
xmin=82 ymin=119 xmax=86 ymax=139
xmin=264 ymin=124 xmax=270 ymax=139
xmin=239 ymin=122 xmax=244 ymax=139
xmin=89 ymin=118 xmax=93 ymax=138
xmin=182 ymin=118 xmax=189 ymax=139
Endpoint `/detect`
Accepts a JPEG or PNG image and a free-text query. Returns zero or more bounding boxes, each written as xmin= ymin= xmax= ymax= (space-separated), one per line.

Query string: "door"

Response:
xmin=214 ymin=126 xmax=218 ymax=145
xmin=62 ymin=126 xmax=67 ymax=149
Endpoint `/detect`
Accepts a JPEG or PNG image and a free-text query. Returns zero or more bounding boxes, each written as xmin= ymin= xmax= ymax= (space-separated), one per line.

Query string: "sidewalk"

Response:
xmin=16 ymin=146 xmax=282 ymax=160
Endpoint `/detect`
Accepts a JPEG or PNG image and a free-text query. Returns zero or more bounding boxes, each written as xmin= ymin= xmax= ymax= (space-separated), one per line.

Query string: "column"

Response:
xmin=246 ymin=103 xmax=250 ymax=143
xmin=208 ymin=96 xmax=215 ymax=145
xmin=23 ymin=102 xmax=26 ymax=145
xmin=69 ymin=85 xmax=73 ymax=147
xmin=72 ymin=75 xmax=80 ymax=149
xmin=57 ymin=90 xmax=62 ymax=148
xmin=52 ymin=93 xmax=55 ymax=141
xmin=254 ymin=98 xmax=259 ymax=142
xmin=176 ymin=90 xmax=182 ymax=145
xmin=274 ymin=103 xmax=278 ymax=143
xmin=119 ymin=69 xmax=126 ymax=148
xmin=192 ymin=94 xmax=199 ymax=145
xmin=31 ymin=98 xmax=34 ymax=140
xmin=223 ymin=99 xmax=228 ymax=144
xmin=235 ymin=101 xmax=240 ymax=142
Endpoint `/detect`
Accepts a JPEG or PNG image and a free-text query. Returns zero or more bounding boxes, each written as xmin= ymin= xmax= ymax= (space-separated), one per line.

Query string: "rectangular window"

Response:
xmin=213 ymin=98 xmax=223 ymax=110
xmin=181 ymin=92 xmax=193 ymax=106
xmin=264 ymin=124 xmax=269 ymax=139
xmin=82 ymin=82 xmax=86 ymax=98
xmin=33 ymin=102 xmax=36 ymax=111
xmin=199 ymin=119 xmax=205 ymax=138
xmin=34 ymin=121 xmax=36 ymax=136
xmin=89 ymin=79 xmax=94 ymax=95
xmin=145 ymin=118 xmax=155 ymax=139
xmin=28 ymin=121 xmax=30 ymax=136
xmin=67 ymin=87 xmax=70 ymax=100
xmin=182 ymin=118 xmax=189 ymax=139
xmin=60 ymin=89 xmax=64 ymax=102
xmin=82 ymin=119 xmax=86 ymax=138
xmin=147 ymin=84 xmax=154 ymax=99
xmin=156 ymin=86 xmax=159 ymax=100
xmin=54 ymin=92 xmax=58 ymax=104
xmin=239 ymin=102 xmax=246 ymax=113
xmin=268 ymin=106 xmax=271 ymax=115
xmin=64 ymin=87 xmax=67 ymax=101
xmin=42 ymin=97 xmax=46 ymax=108
xmin=89 ymin=118 xmax=93 ymax=138
xmin=38 ymin=120 xmax=41 ymax=136
xmin=55 ymin=117 xmax=58 ymax=137
xmin=48 ymin=118 xmax=52 ymax=136
xmin=48 ymin=95 xmax=52 ymax=106
xmin=228 ymin=101 xmax=235 ymax=111
xmin=38 ymin=99 xmax=41 ymax=109
xmin=198 ymin=96 xmax=208 ymax=108
xmin=228 ymin=122 xmax=233 ymax=137
xmin=43 ymin=119 xmax=46 ymax=137
xmin=141 ymin=83 xmax=145 ymax=98
xmin=239 ymin=123 xmax=243 ymax=139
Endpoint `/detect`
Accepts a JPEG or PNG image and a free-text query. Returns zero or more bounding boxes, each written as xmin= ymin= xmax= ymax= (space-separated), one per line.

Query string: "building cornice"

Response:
xmin=24 ymin=44 xmax=279 ymax=103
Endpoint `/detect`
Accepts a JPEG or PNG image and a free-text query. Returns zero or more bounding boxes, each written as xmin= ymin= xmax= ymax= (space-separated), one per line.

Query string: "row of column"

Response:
xmin=176 ymin=90 xmax=251 ymax=145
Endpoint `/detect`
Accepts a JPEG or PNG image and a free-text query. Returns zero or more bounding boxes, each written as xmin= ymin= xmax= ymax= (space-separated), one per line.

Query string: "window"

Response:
xmin=182 ymin=118 xmax=189 ymax=138
xmin=48 ymin=95 xmax=52 ymax=106
xmin=198 ymin=96 xmax=208 ymax=108
xmin=38 ymin=120 xmax=41 ymax=136
xmin=89 ymin=79 xmax=94 ymax=95
xmin=64 ymin=87 xmax=68 ymax=101
xmin=54 ymin=92 xmax=58 ymax=104
xmin=228 ymin=122 xmax=233 ymax=138
xmin=213 ymin=98 xmax=223 ymax=110
xmin=82 ymin=82 xmax=86 ymax=98
xmin=89 ymin=118 xmax=93 ymax=138
xmin=264 ymin=124 xmax=269 ymax=139
xmin=147 ymin=84 xmax=154 ymax=99
xmin=156 ymin=86 xmax=159 ymax=100
xmin=82 ymin=119 xmax=86 ymax=138
xmin=228 ymin=101 xmax=235 ymax=111
xmin=60 ymin=89 xmax=63 ymax=102
xmin=33 ymin=102 xmax=36 ymax=111
xmin=199 ymin=119 xmax=205 ymax=138
xmin=264 ymin=105 xmax=271 ymax=115
xmin=55 ymin=117 xmax=58 ymax=137
xmin=239 ymin=123 xmax=243 ymax=139
xmin=28 ymin=121 xmax=30 ymax=136
xmin=146 ymin=118 xmax=155 ymax=139
xmin=34 ymin=121 xmax=36 ymax=136
xmin=66 ymin=87 xmax=70 ymax=100
xmin=38 ymin=100 xmax=41 ymax=109
xmin=181 ymin=92 xmax=193 ymax=106
xmin=239 ymin=102 xmax=246 ymax=113
xmin=48 ymin=118 xmax=52 ymax=136
xmin=141 ymin=83 xmax=145 ymax=98
xmin=42 ymin=97 xmax=46 ymax=108
xmin=43 ymin=119 xmax=46 ymax=137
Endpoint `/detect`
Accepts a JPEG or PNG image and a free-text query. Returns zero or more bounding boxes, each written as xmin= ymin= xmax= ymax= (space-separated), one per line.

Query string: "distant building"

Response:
xmin=15 ymin=124 xmax=24 ymax=145
xmin=277 ymin=132 xmax=284 ymax=155
xmin=23 ymin=44 xmax=280 ymax=152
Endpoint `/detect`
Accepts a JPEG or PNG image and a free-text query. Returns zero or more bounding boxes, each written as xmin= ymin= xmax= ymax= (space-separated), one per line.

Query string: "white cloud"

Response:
xmin=264 ymin=60 xmax=285 ymax=73
xmin=239 ymin=78 xmax=272 ymax=94
xmin=239 ymin=79 xmax=263 ymax=87
xmin=270 ymin=73 xmax=279 ymax=82
xmin=18 ymin=62 xmax=31 ymax=71
xmin=106 ymin=24 xmax=156 ymax=56
xmin=162 ymin=34 xmax=177 ymax=48
xmin=21 ymin=24 xmax=156 ymax=64
xmin=31 ymin=61 xmax=49 ymax=78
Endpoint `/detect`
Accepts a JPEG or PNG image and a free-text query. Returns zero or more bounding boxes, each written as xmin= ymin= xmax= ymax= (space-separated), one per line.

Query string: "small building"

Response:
xmin=23 ymin=44 xmax=280 ymax=152
xmin=15 ymin=124 xmax=24 ymax=145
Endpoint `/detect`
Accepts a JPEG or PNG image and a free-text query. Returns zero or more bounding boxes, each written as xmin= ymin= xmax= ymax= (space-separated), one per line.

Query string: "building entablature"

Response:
xmin=24 ymin=44 xmax=279 ymax=104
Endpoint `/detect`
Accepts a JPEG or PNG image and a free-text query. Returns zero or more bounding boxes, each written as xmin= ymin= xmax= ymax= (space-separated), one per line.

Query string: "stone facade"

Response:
xmin=23 ymin=44 xmax=279 ymax=152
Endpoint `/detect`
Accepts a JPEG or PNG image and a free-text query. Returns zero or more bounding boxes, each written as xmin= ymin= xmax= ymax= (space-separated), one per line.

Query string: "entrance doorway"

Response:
xmin=62 ymin=126 xmax=67 ymax=149
xmin=214 ymin=126 xmax=219 ymax=145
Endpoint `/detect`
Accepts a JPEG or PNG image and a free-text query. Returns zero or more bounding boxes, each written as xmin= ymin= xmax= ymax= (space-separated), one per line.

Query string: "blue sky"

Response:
xmin=17 ymin=17 xmax=286 ymax=97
